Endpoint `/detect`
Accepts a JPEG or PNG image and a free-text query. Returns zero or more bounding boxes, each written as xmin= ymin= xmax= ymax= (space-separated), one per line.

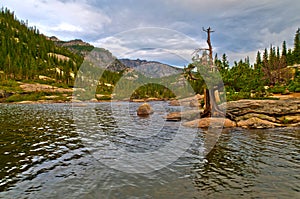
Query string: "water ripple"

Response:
xmin=0 ymin=103 xmax=299 ymax=199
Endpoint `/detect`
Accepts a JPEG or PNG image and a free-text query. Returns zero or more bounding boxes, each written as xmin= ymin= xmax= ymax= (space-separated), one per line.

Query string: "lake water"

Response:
xmin=0 ymin=103 xmax=299 ymax=199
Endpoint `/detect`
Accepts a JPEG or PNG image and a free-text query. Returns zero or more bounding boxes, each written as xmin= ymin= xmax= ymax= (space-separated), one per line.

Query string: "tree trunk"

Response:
xmin=201 ymin=87 xmax=226 ymax=118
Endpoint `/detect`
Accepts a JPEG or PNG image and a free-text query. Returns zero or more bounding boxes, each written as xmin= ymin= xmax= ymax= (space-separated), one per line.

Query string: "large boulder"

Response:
xmin=183 ymin=118 xmax=236 ymax=128
xmin=137 ymin=103 xmax=153 ymax=116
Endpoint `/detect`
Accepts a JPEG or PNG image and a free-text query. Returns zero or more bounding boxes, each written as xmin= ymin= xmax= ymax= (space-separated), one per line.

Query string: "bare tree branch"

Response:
xmin=202 ymin=27 xmax=214 ymax=67
xmin=184 ymin=64 xmax=200 ymax=80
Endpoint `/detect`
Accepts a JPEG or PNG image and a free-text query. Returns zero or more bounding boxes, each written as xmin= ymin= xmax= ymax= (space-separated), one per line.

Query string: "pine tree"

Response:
xmin=0 ymin=7 xmax=83 ymax=84
xmin=222 ymin=53 xmax=229 ymax=70
xmin=281 ymin=41 xmax=287 ymax=68
xmin=282 ymin=41 xmax=287 ymax=57
xmin=263 ymin=48 xmax=268 ymax=62
xmin=293 ymin=28 xmax=300 ymax=64
xmin=255 ymin=51 xmax=262 ymax=70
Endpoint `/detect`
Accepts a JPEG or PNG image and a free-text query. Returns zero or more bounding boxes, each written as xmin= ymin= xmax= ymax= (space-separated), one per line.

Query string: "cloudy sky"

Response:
xmin=2 ymin=0 xmax=300 ymax=66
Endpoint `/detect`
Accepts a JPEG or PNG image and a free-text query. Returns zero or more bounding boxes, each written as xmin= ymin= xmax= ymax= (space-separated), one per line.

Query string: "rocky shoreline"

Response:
xmin=1 ymin=87 xmax=300 ymax=129
xmin=165 ymin=98 xmax=300 ymax=129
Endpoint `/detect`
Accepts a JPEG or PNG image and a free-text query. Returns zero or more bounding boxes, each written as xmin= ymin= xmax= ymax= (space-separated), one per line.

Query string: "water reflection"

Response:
xmin=0 ymin=103 xmax=299 ymax=198
xmin=191 ymin=128 xmax=300 ymax=198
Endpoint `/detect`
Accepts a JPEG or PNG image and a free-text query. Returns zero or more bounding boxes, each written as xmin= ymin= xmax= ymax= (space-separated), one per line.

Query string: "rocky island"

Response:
xmin=165 ymin=97 xmax=300 ymax=129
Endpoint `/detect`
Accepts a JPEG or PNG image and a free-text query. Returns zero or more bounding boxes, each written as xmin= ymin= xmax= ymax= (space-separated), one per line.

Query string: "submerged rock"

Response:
xmin=137 ymin=103 xmax=153 ymax=116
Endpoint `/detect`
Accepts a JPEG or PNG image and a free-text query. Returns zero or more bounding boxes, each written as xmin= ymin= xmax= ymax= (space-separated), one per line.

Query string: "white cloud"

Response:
xmin=51 ymin=23 xmax=83 ymax=32
xmin=257 ymin=26 xmax=299 ymax=50
xmin=93 ymin=27 xmax=206 ymax=66
xmin=2 ymin=0 xmax=300 ymax=65
xmin=2 ymin=0 xmax=111 ymax=40
xmin=226 ymin=50 xmax=258 ymax=65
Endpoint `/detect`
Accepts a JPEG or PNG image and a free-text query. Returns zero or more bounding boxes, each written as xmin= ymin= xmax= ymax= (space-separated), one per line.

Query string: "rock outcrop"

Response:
xmin=220 ymin=99 xmax=300 ymax=117
xmin=222 ymin=99 xmax=300 ymax=128
xmin=166 ymin=99 xmax=300 ymax=129
xmin=19 ymin=83 xmax=73 ymax=93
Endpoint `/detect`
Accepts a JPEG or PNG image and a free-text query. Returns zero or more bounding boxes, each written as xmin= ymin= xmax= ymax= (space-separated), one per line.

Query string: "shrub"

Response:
xmin=288 ymin=81 xmax=300 ymax=92
xmin=226 ymin=92 xmax=250 ymax=101
xmin=268 ymin=85 xmax=285 ymax=94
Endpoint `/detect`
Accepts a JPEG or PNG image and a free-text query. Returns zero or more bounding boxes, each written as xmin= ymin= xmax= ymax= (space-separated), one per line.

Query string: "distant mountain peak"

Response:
xmin=47 ymin=36 xmax=60 ymax=42
xmin=59 ymin=39 xmax=92 ymax=47
xmin=119 ymin=58 xmax=183 ymax=78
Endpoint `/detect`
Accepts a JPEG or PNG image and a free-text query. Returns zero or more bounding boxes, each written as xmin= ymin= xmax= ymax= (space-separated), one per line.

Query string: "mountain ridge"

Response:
xmin=46 ymin=36 xmax=183 ymax=78
xmin=119 ymin=58 xmax=183 ymax=78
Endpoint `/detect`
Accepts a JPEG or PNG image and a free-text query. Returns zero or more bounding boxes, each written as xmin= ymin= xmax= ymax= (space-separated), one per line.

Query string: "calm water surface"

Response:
xmin=0 ymin=103 xmax=299 ymax=199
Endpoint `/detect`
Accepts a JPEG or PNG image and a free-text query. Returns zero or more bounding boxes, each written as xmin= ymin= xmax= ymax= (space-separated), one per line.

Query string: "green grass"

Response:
xmin=0 ymin=79 xmax=22 ymax=92
xmin=96 ymin=95 xmax=111 ymax=100
xmin=4 ymin=92 xmax=70 ymax=102
xmin=5 ymin=93 xmax=43 ymax=102
xmin=226 ymin=92 xmax=250 ymax=101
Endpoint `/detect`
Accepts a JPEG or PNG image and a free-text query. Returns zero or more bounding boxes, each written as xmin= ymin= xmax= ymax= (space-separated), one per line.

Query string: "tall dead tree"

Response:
xmin=185 ymin=27 xmax=232 ymax=119
xmin=204 ymin=27 xmax=214 ymax=67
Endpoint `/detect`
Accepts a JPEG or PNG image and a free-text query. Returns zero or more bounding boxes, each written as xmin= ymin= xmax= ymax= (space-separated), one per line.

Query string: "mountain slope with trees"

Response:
xmin=0 ymin=8 xmax=83 ymax=86
xmin=0 ymin=7 xmax=299 ymax=103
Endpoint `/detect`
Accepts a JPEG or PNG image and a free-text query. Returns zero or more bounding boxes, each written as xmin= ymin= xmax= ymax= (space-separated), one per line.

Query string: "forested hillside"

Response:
xmin=0 ymin=8 xmax=83 ymax=86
